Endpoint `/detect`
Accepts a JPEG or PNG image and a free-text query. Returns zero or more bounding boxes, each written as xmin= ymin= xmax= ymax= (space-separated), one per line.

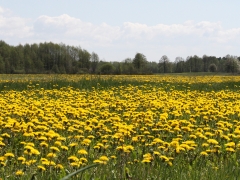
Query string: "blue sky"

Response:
xmin=1 ymin=0 xmax=240 ymax=62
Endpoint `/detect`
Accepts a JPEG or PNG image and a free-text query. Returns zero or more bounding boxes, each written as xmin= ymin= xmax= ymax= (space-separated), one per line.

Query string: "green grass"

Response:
xmin=1 ymin=74 xmax=240 ymax=180
xmin=0 ymin=73 xmax=240 ymax=92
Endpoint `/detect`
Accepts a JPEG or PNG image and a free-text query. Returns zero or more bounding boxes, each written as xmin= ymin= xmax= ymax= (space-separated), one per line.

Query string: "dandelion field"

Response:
xmin=1 ymin=74 xmax=240 ymax=179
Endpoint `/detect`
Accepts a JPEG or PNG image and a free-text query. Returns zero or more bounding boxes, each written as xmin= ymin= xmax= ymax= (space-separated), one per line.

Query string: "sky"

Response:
xmin=0 ymin=0 xmax=240 ymax=62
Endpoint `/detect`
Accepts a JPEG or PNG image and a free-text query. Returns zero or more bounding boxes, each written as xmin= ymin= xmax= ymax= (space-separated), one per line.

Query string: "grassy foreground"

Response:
xmin=1 ymin=74 xmax=240 ymax=179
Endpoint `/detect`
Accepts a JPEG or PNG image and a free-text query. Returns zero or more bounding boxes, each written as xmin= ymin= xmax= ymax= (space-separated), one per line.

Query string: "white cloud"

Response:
xmin=214 ymin=28 xmax=240 ymax=43
xmin=0 ymin=8 xmax=240 ymax=61
xmin=0 ymin=6 xmax=4 ymax=14
xmin=33 ymin=14 xmax=122 ymax=46
xmin=122 ymin=21 xmax=222 ymax=40
xmin=0 ymin=6 xmax=10 ymax=14
xmin=0 ymin=6 xmax=33 ymax=39
xmin=0 ymin=18 xmax=33 ymax=39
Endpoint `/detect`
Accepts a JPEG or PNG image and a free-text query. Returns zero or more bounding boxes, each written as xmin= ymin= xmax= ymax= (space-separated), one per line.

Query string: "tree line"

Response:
xmin=0 ymin=40 xmax=240 ymax=74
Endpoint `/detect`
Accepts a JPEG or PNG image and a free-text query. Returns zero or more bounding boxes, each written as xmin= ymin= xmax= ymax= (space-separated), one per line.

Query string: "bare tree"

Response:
xmin=159 ymin=55 xmax=170 ymax=73
xmin=90 ymin=52 xmax=99 ymax=73
xmin=174 ymin=57 xmax=185 ymax=73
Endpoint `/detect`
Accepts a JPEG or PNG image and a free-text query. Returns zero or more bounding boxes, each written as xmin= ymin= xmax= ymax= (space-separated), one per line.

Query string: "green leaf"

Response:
xmin=60 ymin=164 xmax=98 ymax=180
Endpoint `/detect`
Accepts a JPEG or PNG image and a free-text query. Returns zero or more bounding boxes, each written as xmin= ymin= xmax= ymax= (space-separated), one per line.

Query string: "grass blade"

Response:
xmin=61 ymin=164 xmax=98 ymax=180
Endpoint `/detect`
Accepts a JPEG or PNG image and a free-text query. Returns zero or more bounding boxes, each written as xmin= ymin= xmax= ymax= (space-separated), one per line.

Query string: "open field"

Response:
xmin=1 ymin=74 xmax=240 ymax=179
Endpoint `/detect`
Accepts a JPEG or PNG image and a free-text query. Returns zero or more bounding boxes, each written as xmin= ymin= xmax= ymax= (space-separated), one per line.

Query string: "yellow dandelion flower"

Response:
xmin=142 ymin=159 xmax=151 ymax=163
xmin=81 ymin=139 xmax=91 ymax=146
xmin=189 ymin=135 xmax=197 ymax=139
xmin=79 ymin=157 xmax=88 ymax=163
xmin=24 ymin=145 xmax=34 ymax=151
xmin=1 ymin=162 xmax=6 ymax=166
xmin=57 ymin=137 xmax=66 ymax=141
xmin=25 ymin=160 xmax=37 ymax=166
xmin=69 ymin=142 xmax=78 ymax=147
xmin=202 ymin=143 xmax=209 ymax=147
xmin=160 ymin=155 xmax=169 ymax=162
xmin=55 ymin=164 xmax=64 ymax=170
xmin=207 ymin=139 xmax=218 ymax=145
xmin=125 ymin=145 xmax=134 ymax=151
xmin=47 ymin=153 xmax=57 ymax=158
xmin=61 ymin=146 xmax=69 ymax=151
xmin=17 ymin=157 xmax=26 ymax=162
xmin=42 ymin=160 xmax=56 ymax=166
xmin=143 ymin=153 xmax=152 ymax=158
xmin=78 ymin=149 xmax=88 ymax=155
xmin=88 ymin=135 xmax=95 ymax=139
xmin=25 ymin=142 xmax=35 ymax=147
xmin=4 ymin=153 xmax=14 ymax=158
xmin=93 ymin=159 xmax=106 ymax=164
xmin=0 ymin=156 xmax=6 ymax=161
xmin=225 ymin=142 xmax=235 ymax=148
xmin=180 ymin=144 xmax=190 ymax=150
xmin=99 ymin=156 xmax=109 ymax=162
xmin=110 ymin=155 xmax=117 ymax=159
xmin=50 ymin=146 xmax=60 ymax=152
xmin=153 ymin=151 xmax=160 ymax=155
xmin=41 ymin=158 xmax=48 ymax=162
xmin=1 ymin=133 xmax=10 ymax=138
xmin=175 ymin=146 xmax=185 ymax=153
xmin=116 ymin=146 xmax=124 ymax=151
xmin=94 ymin=145 xmax=100 ymax=150
xmin=23 ymin=132 xmax=34 ymax=137
xmin=200 ymin=151 xmax=208 ymax=156
xmin=38 ymin=165 xmax=46 ymax=171
xmin=226 ymin=147 xmax=235 ymax=152
xmin=54 ymin=141 xmax=62 ymax=146
xmin=15 ymin=170 xmax=24 ymax=176
xmin=132 ymin=136 xmax=139 ymax=142
xmin=170 ymin=141 xmax=179 ymax=147
xmin=0 ymin=141 xmax=5 ymax=147
xmin=70 ymin=162 xmax=81 ymax=167
xmin=68 ymin=156 xmax=79 ymax=162
xmin=40 ymin=142 xmax=49 ymax=148
xmin=31 ymin=149 xmax=40 ymax=155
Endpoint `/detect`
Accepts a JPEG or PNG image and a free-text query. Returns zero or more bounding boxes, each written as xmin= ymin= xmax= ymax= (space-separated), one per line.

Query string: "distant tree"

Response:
xmin=147 ymin=61 xmax=159 ymax=74
xmin=100 ymin=63 xmax=115 ymax=74
xmin=0 ymin=41 xmax=11 ymax=61
xmin=202 ymin=55 xmax=209 ymax=72
xmin=59 ymin=65 xmax=66 ymax=74
xmin=224 ymin=55 xmax=240 ymax=73
xmin=112 ymin=62 xmax=122 ymax=75
xmin=90 ymin=52 xmax=99 ymax=73
xmin=4 ymin=60 xmax=11 ymax=74
xmin=209 ymin=63 xmax=217 ymax=72
xmin=79 ymin=49 xmax=91 ymax=69
xmin=159 ymin=55 xmax=170 ymax=73
xmin=174 ymin=57 xmax=185 ymax=73
xmin=0 ymin=55 xmax=5 ymax=73
xmin=52 ymin=64 xmax=60 ymax=73
xmin=185 ymin=55 xmax=203 ymax=72
xmin=34 ymin=59 xmax=44 ymax=73
xmin=203 ymin=55 xmax=218 ymax=72
xmin=217 ymin=57 xmax=225 ymax=72
xmin=24 ymin=55 xmax=34 ymax=73
xmin=3 ymin=39 xmax=240 ymax=75
xmin=132 ymin=53 xmax=147 ymax=73
xmin=15 ymin=44 xmax=25 ymax=71
xmin=192 ymin=55 xmax=203 ymax=72
xmin=122 ymin=58 xmax=135 ymax=74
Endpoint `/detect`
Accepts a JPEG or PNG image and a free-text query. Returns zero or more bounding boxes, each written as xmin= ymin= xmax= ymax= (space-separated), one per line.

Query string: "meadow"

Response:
xmin=1 ymin=74 xmax=240 ymax=179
